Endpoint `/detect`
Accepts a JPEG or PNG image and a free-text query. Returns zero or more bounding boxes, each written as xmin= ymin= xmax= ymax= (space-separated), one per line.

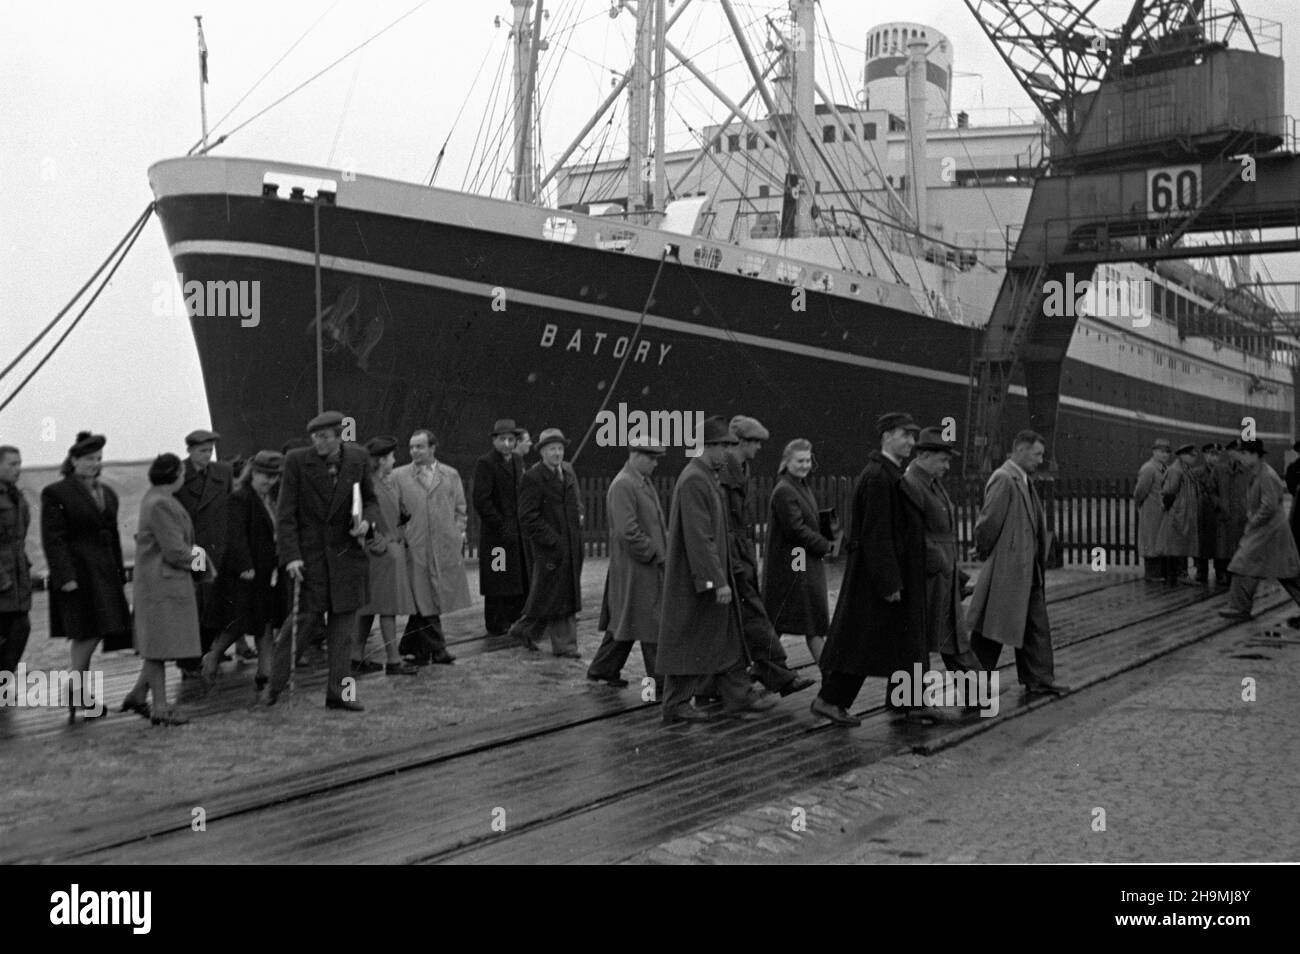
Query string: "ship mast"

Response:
xmin=786 ymin=0 xmax=816 ymax=238
xmin=626 ymin=1 xmax=653 ymax=214
xmin=511 ymin=0 xmax=544 ymax=203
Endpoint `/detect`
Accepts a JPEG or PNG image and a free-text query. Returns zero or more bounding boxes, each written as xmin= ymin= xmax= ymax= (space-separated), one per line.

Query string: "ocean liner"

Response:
xmin=147 ymin=0 xmax=1297 ymax=479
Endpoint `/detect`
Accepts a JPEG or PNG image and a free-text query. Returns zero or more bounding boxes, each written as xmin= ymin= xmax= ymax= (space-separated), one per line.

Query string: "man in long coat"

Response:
xmin=393 ymin=429 xmax=472 ymax=664
xmin=965 ymin=429 xmax=1066 ymax=697
xmin=1215 ymin=440 xmax=1250 ymax=587
xmin=1190 ymin=443 xmax=1224 ymax=584
xmin=1134 ymin=438 xmax=1171 ymax=580
xmin=1218 ymin=440 xmax=1300 ymax=622
xmin=267 ymin=410 xmax=378 ymax=710
xmin=588 ymin=442 xmax=667 ymax=690
xmin=0 ymin=445 xmax=32 ymax=672
xmin=657 ymin=416 xmax=776 ymax=724
xmin=472 ymin=419 xmax=531 ymax=636
xmin=720 ymin=415 xmax=813 ymax=697
xmin=812 ymin=412 xmax=926 ymax=727
xmin=1155 ymin=443 xmax=1200 ymax=585
xmin=510 ymin=428 xmax=584 ymax=656
xmin=901 ymin=427 xmax=979 ymax=673
xmin=173 ymin=428 xmax=232 ymax=673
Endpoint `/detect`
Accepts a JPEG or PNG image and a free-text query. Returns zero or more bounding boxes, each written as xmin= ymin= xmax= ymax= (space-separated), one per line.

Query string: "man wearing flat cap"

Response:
xmin=266 ymin=410 xmax=379 ymax=711
xmin=1219 ymin=440 xmax=1300 ymax=625
xmin=472 ymin=419 xmax=531 ymax=637
xmin=813 ymin=412 xmax=926 ymax=726
xmin=589 ymin=440 xmax=668 ymax=690
xmin=901 ymin=426 xmax=981 ymax=674
xmin=719 ymin=415 xmax=814 ymax=698
xmin=1155 ymin=443 xmax=1201 ymax=585
xmin=510 ymin=427 xmax=585 ymax=656
xmin=657 ymin=416 xmax=777 ymax=723
xmin=1134 ymin=439 xmax=1171 ymax=581
xmin=174 ymin=428 xmax=233 ymax=675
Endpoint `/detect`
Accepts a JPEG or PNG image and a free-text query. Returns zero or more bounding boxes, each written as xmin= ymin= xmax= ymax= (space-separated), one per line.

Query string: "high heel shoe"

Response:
xmin=119 ymin=694 xmax=152 ymax=720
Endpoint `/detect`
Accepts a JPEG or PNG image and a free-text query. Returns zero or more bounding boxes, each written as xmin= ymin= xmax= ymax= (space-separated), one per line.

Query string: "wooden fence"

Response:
xmin=461 ymin=473 xmax=1141 ymax=568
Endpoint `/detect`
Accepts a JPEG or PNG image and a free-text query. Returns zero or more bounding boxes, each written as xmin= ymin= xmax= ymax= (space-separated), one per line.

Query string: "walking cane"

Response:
xmin=288 ymin=576 xmax=301 ymax=709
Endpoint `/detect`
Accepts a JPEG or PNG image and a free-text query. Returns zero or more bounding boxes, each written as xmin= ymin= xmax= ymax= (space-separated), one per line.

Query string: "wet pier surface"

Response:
xmin=1 ymin=562 xmax=1292 ymax=864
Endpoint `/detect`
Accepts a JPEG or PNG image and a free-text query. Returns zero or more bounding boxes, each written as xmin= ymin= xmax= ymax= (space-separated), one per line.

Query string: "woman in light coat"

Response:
xmin=355 ymin=437 xmax=418 ymax=675
xmin=122 ymin=454 xmax=202 ymax=726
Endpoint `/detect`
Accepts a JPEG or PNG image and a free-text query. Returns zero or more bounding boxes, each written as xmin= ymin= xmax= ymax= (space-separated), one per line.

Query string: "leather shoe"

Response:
xmin=663 ymin=704 xmax=715 ymax=724
xmin=1218 ymin=610 xmax=1252 ymax=621
xmin=1024 ymin=683 xmax=1069 ymax=698
xmin=728 ymin=690 xmax=778 ymax=714
xmin=432 ymin=652 xmax=456 ymax=665
xmin=325 ymin=698 xmax=365 ymax=712
xmin=778 ymin=674 xmax=816 ymax=697
xmin=587 ymin=674 xmax=630 ymax=688
xmin=809 ymin=696 xmax=861 ymax=726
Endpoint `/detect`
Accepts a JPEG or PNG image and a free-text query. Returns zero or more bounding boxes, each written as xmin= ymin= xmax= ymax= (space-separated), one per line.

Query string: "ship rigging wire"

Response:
xmin=0 ymin=204 xmax=154 ymax=414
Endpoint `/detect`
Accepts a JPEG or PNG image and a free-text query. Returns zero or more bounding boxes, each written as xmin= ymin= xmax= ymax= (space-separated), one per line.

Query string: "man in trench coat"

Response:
xmin=1218 ymin=440 xmax=1300 ymax=623
xmin=472 ymin=419 xmax=531 ymax=636
xmin=901 ymin=427 xmax=980 ymax=673
xmin=1155 ymin=443 xmax=1201 ymax=584
xmin=656 ymin=417 xmax=776 ymax=724
xmin=1134 ymin=439 xmax=1171 ymax=581
xmin=173 ymin=428 xmax=232 ymax=673
xmin=965 ymin=429 xmax=1067 ymax=697
xmin=266 ymin=411 xmax=378 ymax=710
xmin=510 ymin=428 xmax=585 ymax=656
xmin=812 ymin=412 xmax=927 ymax=726
xmin=588 ymin=442 xmax=667 ymax=690
xmin=393 ymin=429 xmax=472 ymax=664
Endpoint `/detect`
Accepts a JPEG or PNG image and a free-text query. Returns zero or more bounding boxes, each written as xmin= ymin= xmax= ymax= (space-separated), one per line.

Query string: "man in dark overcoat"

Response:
xmin=265 ymin=410 xmax=378 ymax=711
xmin=812 ymin=412 xmax=925 ymax=727
xmin=1190 ymin=443 xmax=1224 ymax=584
xmin=589 ymin=442 xmax=667 ymax=690
xmin=173 ymin=428 xmax=233 ymax=674
xmin=0 ymin=445 xmax=32 ymax=672
xmin=720 ymin=415 xmax=813 ymax=697
xmin=510 ymin=428 xmax=584 ymax=656
xmin=657 ymin=417 xmax=778 ymax=724
xmin=965 ymin=430 xmax=1067 ymax=697
xmin=472 ymin=419 xmax=531 ymax=636
xmin=901 ymin=427 xmax=980 ymax=673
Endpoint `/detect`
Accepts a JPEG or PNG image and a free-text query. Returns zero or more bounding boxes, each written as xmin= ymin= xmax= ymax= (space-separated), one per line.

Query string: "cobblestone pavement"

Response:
xmin=634 ymin=613 xmax=1300 ymax=864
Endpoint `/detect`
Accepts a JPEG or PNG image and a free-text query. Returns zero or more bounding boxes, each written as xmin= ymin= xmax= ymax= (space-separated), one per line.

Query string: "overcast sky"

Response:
xmin=3 ymin=0 xmax=1298 ymax=466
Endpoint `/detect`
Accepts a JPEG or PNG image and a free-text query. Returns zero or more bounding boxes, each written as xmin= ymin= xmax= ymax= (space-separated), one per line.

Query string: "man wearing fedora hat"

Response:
xmin=266 ymin=411 xmax=378 ymax=711
xmin=1134 ymin=439 xmax=1172 ymax=581
xmin=589 ymin=441 xmax=668 ymax=689
xmin=174 ymin=428 xmax=233 ymax=676
xmin=1156 ymin=443 xmax=1201 ymax=585
xmin=901 ymin=427 xmax=981 ymax=674
xmin=1219 ymin=440 xmax=1300 ymax=624
xmin=472 ymin=419 xmax=532 ymax=637
xmin=719 ymin=415 xmax=814 ymax=698
xmin=657 ymin=416 xmax=777 ymax=723
xmin=510 ymin=428 xmax=585 ymax=656
xmin=813 ymin=412 xmax=926 ymax=726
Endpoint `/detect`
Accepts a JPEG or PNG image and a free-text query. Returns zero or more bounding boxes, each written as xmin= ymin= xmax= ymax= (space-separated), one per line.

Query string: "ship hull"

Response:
xmin=149 ymin=161 xmax=1292 ymax=480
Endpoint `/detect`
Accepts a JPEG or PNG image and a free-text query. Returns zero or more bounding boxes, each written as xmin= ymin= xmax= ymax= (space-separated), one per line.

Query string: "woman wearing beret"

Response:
xmin=201 ymin=450 xmax=286 ymax=691
xmin=762 ymin=439 xmax=833 ymax=663
xmin=121 ymin=453 xmax=203 ymax=726
xmin=355 ymin=437 xmax=419 ymax=675
xmin=40 ymin=431 xmax=132 ymax=722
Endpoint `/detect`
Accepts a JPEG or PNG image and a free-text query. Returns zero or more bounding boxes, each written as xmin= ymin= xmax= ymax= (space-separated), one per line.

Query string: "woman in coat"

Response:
xmin=355 ymin=437 xmax=418 ymax=675
xmin=202 ymin=450 xmax=286 ymax=691
xmin=762 ymin=439 xmax=832 ymax=662
xmin=40 ymin=431 xmax=131 ymax=721
xmin=121 ymin=454 xmax=202 ymax=726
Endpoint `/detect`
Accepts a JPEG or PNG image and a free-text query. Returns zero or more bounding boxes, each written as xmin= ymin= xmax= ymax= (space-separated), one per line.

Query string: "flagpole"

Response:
xmin=195 ymin=15 xmax=209 ymax=150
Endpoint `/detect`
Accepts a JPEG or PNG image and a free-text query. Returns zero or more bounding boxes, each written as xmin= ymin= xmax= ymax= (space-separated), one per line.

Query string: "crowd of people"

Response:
xmin=2 ymin=412 xmax=1299 ymax=729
